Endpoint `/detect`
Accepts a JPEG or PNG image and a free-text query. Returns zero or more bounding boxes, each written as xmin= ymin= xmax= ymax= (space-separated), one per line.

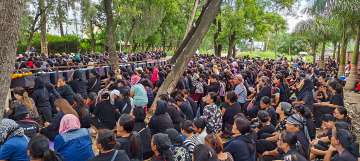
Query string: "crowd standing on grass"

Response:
xmin=1 ymin=54 xmax=359 ymax=161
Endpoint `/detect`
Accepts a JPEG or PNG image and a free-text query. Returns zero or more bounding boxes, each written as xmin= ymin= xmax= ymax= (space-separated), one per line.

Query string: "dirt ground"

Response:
xmin=344 ymin=92 xmax=360 ymax=139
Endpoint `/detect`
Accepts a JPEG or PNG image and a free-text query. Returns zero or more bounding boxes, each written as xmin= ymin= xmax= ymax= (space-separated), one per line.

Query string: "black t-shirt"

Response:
xmin=257 ymin=124 xmax=276 ymax=139
xmin=90 ymin=150 xmax=130 ymax=161
xmin=332 ymin=150 xmax=357 ymax=161
xmin=330 ymin=93 xmax=344 ymax=107
xmin=223 ymin=102 xmax=242 ymax=126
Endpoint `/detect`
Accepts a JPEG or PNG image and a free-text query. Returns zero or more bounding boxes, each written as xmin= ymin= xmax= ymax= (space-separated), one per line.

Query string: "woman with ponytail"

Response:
xmin=115 ymin=114 xmax=143 ymax=161
xmin=12 ymin=87 xmax=39 ymax=120
xmin=151 ymin=133 xmax=174 ymax=161
xmin=324 ymin=129 xmax=358 ymax=161
xmin=28 ymin=135 xmax=63 ymax=161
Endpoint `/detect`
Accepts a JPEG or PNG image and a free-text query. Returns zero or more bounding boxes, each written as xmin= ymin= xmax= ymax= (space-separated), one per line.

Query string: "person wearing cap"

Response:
xmin=13 ymin=104 xmax=40 ymax=138
xmin=130 ymin=74 xmax=148 ymax=109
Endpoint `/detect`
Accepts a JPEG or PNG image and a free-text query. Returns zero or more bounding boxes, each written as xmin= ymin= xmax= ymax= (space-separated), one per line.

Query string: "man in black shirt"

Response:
xmin=91 ymin=129 xmax=130 ymax=161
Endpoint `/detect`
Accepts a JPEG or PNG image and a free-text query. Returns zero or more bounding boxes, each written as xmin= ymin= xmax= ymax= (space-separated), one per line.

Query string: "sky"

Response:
xmin=281 ymin=0 xmax=312 ymax=33
xmin=47 ymin=0 xmax=311 ymax=36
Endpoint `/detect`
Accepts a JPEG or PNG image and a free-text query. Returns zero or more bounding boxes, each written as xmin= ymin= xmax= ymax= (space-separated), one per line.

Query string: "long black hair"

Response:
xmin=193 ymin=144 xmax=218 ymax=161
xmin=155 ymin=100 xmax=168 ymax=115
xmin=335 ymin=129 xmax=359 ymax=157
xmin=28 ymin=135 xmax=62 ymax=161
xmin=117 ymin=114 xmax=141 ymax=158
xmin=152 ymin=133 xmax=174 ymax=161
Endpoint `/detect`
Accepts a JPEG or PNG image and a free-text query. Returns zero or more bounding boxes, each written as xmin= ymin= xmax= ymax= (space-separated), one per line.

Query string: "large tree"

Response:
xmin=39 ymin=0 xmax=49 ymax=56
xmin=104 ymin=0 xmax=119 ymax=74
xmin=153 ymin=0 xmax=221 ymax=107
xmin=0 ymin=0 xmax=24 ymax=119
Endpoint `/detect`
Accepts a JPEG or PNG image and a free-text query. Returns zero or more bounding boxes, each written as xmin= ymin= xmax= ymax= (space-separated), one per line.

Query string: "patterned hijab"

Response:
xmin=0 ymin=119 xmax=24 ymax=144
xmin=59 ymin=114 xmax=81 ymax=134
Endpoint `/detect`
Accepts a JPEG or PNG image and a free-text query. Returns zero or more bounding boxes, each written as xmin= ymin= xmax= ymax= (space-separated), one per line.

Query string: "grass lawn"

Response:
xmin=166 ymin=50 xmax=313 ymax=62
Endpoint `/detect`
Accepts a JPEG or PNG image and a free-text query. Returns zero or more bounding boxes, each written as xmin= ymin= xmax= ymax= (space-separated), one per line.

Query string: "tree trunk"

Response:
xmin=228 ymin=31 xmax=235 ymax=58
xmin=125 ymin=19 xmax=135 ymax=49
xmin=57 ymin=0 xmax=64 ymax=36
xmin=0 ymin=0 xmax=23 ymax=119
xmin=213 ymin=17 xmax=222 ymax=57
xmin=26 ymin=30 xmax=36 ymax=51
xmin=39 ymin=0 xmax=48 ymax=56
xmin=338 ymin=33 xmax=349 ymax=78
xmin=332 ymin=42 xmax=337 ymax=59
xmin=336 ymin=43 xmax=341 ymax=63
xmin=170 ymin=0 xmax=214 ymax=63
xmin=320 ymin=42 xmax=326 ymax=69
xmin=232 ymin=43 xmax=236 ymax=58
xmin=132 ymin=42 xmax=138 ymax=53
xmin=104 ymin=0 xmax=119 ymax=74
xmin=311 ymin=42 xmax=317 ymax=64
xmin=344 ymin=25 xmax=360 ymax=90
xmin=89 ymin=20 xmax=96 ymax=53
xmin=152 ymin=0 xmax=221 ymax=108
xmin=183 ymin=0 xmax=200 ymax=40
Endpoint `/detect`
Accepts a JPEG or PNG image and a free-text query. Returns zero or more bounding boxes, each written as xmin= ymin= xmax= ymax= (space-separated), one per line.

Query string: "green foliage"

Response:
xmin=18 ymin=33 xmax=80 ymax=54
xmin=277 ymin=34 xmax=308 ymax=55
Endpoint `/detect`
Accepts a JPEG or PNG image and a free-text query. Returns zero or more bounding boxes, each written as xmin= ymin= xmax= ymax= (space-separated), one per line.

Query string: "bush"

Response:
xmin=17 ymin=33 xmax=80 ymax=54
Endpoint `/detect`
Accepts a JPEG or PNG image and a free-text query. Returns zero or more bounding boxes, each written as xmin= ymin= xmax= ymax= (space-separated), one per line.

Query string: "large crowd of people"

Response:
xmin=1 ymin=55 xmax=358 ymax=161
xmin=15 ymin=51 xmax=167 ymax=72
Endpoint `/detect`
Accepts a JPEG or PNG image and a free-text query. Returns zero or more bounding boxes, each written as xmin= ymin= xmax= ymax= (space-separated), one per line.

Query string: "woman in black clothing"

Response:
xmin=207 ymin=74 xmax=221 ymax=93
xmin=249 ymin=76 xmax=272 ymax=118
xmin=324 ymin=129 xmax=358 ymax=161
xmin=314 ymin=81 xmax=344 ymax=127
xmin=151 ymin=133 xmax=174 ymax=161
xmin=115 ymin=114 xmax=143 ymax=161
xmin=87 ymin=69 xmax=101 ymax=94
xmin=31 ymin=77 xmax=52 ymax=123
xmin=315 ymin=81 xmax=344 ymax=108
xmin=278 ymin=132 xmax=308 ymax=161
xmin=92 ymin=93 xmax=120 ymax=130
xmin=56 ymin=78 xmax=75 ymax=104
xmin=273 ymin=73 xmax=290 ymax=104
xmin=256 ymin=110 xmax=276 ymax=140
xmin=293 ymin=77 xmax=314 ymax=109
xmin=28 ymin=135 xmax=63 ymax=161
xmin=333 ymin=107 xmax=351 ymax=124
xmin=193 ymin=144 xmax=219 ymax=161
xmin=132 ymin=107 xmax=146 ymax=131
xmin=223 ymin=91 xmax=242 ymax=136
xmin=91 ymin=129 xmax=130 ymax=161
xmin=72 ymin=94 xmax=91 ymax=128
xmin=149 ymin=100 xmax=174 ymax=135
xmin=69 ymin=70 xmax=88 ymax=98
